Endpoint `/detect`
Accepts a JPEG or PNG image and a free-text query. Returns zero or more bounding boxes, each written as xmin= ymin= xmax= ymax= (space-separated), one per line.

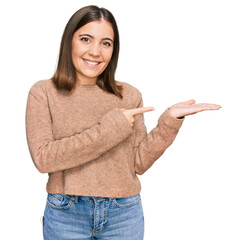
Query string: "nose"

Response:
xmin=88 ymin=42 xmax=101 ymax=57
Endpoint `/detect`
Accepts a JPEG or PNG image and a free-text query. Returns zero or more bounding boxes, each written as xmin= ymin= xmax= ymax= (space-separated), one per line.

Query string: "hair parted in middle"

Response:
xmin=52 ymin=5 xmax=123 ymax=98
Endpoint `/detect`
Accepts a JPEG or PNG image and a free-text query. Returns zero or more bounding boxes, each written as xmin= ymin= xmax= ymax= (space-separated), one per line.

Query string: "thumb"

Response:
xmin=183 ymin=99 xmax=196 ymax=105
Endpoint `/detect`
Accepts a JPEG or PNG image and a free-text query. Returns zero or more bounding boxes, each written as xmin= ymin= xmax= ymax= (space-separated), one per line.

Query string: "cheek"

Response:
xmin=72 ymin=41 xmax=87 ymax=58
xmin=71 ymin=52 xmax=79 ymax=69
xmin=71 ymin=47 xmax=80 ymax=65
xmin=72 ymin=48 xmax=82 ymax=58
xmin=105 ymin=50 xmax=113 ymax=63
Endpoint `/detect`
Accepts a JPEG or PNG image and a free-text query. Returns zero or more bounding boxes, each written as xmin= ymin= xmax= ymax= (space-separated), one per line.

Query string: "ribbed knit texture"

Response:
xmin=25 ymin=79 xmax=184 ymax=198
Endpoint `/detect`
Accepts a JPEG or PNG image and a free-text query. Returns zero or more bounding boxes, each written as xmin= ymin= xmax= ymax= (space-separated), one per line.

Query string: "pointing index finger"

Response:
xmin=128 ymin=107 xmax=155 ymax=116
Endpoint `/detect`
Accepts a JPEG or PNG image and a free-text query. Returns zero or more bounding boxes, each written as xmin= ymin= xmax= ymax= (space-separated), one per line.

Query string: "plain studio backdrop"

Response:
xmin=0 ymin=0 xmax=245 ymax=239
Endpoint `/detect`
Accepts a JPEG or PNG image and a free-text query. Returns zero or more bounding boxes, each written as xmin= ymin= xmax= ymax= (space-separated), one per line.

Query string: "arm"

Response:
xmin=25 ymin=89 xmax=133 ymax=174
xmin=133 ymin=96 xmax=184 ymax=175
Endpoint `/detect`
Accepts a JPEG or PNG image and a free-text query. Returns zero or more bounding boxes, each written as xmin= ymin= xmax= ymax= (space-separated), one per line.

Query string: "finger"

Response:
xmin=196 ymin=103 xmax=222 ymax=110
xmin=128 ymin=107 xmax=155 ymax=116
xmin=182 ymin=99 xmax=196 ymax=105
xmin=193 ymin=104 xmax=222 ymax=113
xmin=172 ymin=99 xmax=196 ymax=108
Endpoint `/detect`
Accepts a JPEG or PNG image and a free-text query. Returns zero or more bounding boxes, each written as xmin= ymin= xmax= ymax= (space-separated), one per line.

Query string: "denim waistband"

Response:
xmin=65 ymin=194 xmax=140 ymax=203
xmin=66 ymin=195 xmax=114 ymax=203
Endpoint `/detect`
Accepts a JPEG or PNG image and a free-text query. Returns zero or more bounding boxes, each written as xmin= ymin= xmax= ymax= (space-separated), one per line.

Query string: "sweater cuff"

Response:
xmin=107 ymin=107 xmax=133 ymax=136
xmin=158 ymin=108 xmax=184 ymax=130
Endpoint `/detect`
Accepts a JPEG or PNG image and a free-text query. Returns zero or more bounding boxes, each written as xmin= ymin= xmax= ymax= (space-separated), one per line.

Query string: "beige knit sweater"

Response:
xmin=25 ymin=79 xmax=184 ymax=198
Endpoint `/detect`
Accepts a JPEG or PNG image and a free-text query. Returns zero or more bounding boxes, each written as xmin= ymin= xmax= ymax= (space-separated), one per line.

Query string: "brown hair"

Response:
xmin=52 ymin=5 xmax=123 ymax=98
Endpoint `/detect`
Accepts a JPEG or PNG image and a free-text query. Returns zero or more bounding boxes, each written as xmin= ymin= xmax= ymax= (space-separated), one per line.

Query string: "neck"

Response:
xmin=76 ymin=75 xmax=97 ymax=85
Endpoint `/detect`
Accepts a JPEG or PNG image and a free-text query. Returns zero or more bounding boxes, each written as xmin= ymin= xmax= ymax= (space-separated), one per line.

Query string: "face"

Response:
xmin=71 ymin=19 xmax=114 ymax=85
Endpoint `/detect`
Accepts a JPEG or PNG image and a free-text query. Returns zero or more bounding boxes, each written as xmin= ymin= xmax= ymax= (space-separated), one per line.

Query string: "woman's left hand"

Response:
xmin=168 ymin=99 xmax=222 ymax=119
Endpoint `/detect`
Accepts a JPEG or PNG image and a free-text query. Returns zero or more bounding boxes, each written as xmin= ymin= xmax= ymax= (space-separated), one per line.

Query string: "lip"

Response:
xmin=82 ymin=58 xmax=101 ymax=68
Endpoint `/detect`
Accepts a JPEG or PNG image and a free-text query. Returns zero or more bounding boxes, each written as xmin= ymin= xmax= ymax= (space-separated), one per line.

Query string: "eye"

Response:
xmin=103 ymin=41 xmax=111 ymax=47
xmin=80 ymin=37 xmax=89 ymax=42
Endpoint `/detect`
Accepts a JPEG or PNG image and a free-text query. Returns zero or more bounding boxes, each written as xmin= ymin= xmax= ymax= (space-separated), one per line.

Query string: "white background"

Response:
xmin=1 ymin=0 xmax=246 ymax=239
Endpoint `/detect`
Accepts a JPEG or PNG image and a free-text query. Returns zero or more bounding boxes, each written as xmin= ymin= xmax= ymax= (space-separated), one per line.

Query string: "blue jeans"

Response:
xmin=43 ymin=193 xmax=144 ymax=239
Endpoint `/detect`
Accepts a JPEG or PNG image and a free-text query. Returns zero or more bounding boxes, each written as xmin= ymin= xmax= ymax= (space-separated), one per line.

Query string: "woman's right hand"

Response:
xmin=120 ymin=107 xmax=155 ymax=127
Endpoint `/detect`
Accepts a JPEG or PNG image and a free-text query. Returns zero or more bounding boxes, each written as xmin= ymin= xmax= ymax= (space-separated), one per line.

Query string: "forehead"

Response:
xmin=74 ymin=20 xmax=114 ymax=39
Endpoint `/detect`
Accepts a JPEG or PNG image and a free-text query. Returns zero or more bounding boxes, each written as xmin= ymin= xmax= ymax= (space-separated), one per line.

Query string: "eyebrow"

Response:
xmin=78 ymin=34 xmax=114 ymax=43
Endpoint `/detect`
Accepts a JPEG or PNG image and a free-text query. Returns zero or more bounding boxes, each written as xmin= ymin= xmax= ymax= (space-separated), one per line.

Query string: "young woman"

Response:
xmin=25 ymin=5 xmax=221 ymax=240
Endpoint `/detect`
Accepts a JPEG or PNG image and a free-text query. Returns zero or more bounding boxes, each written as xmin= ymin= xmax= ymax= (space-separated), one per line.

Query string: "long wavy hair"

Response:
xmin=52 ymin=5 xmax=123 ymax=98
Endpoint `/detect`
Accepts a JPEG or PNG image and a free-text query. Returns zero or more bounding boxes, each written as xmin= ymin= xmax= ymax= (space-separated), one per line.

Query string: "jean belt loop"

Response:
xmin=74 ymin=195 xmax=79 ymax=203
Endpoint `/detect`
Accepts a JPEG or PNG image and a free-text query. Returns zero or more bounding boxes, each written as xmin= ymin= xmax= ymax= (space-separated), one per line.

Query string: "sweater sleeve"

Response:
xmin=133 ymin=95 xmax=184 ymax=175
xmin=25 ymin=88 xmax=133 ymax=174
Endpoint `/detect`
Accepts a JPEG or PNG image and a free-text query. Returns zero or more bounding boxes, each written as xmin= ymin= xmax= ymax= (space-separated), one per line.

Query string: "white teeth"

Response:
xmin=84 ymin=60 xmax=100 ymax=65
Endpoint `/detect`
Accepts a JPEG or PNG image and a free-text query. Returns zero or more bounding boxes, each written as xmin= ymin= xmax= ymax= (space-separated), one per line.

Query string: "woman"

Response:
xmin=25 ymin=5 xmax=221 ymax=240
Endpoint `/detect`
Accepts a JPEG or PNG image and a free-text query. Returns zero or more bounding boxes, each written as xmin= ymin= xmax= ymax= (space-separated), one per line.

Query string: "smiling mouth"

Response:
xmin=83 ymin=59 xmax=101 ymax=67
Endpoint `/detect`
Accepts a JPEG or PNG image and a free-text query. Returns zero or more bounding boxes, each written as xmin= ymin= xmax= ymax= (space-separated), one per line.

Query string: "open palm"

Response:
xmin=168 ymin=99 xmax=221 ymax=119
